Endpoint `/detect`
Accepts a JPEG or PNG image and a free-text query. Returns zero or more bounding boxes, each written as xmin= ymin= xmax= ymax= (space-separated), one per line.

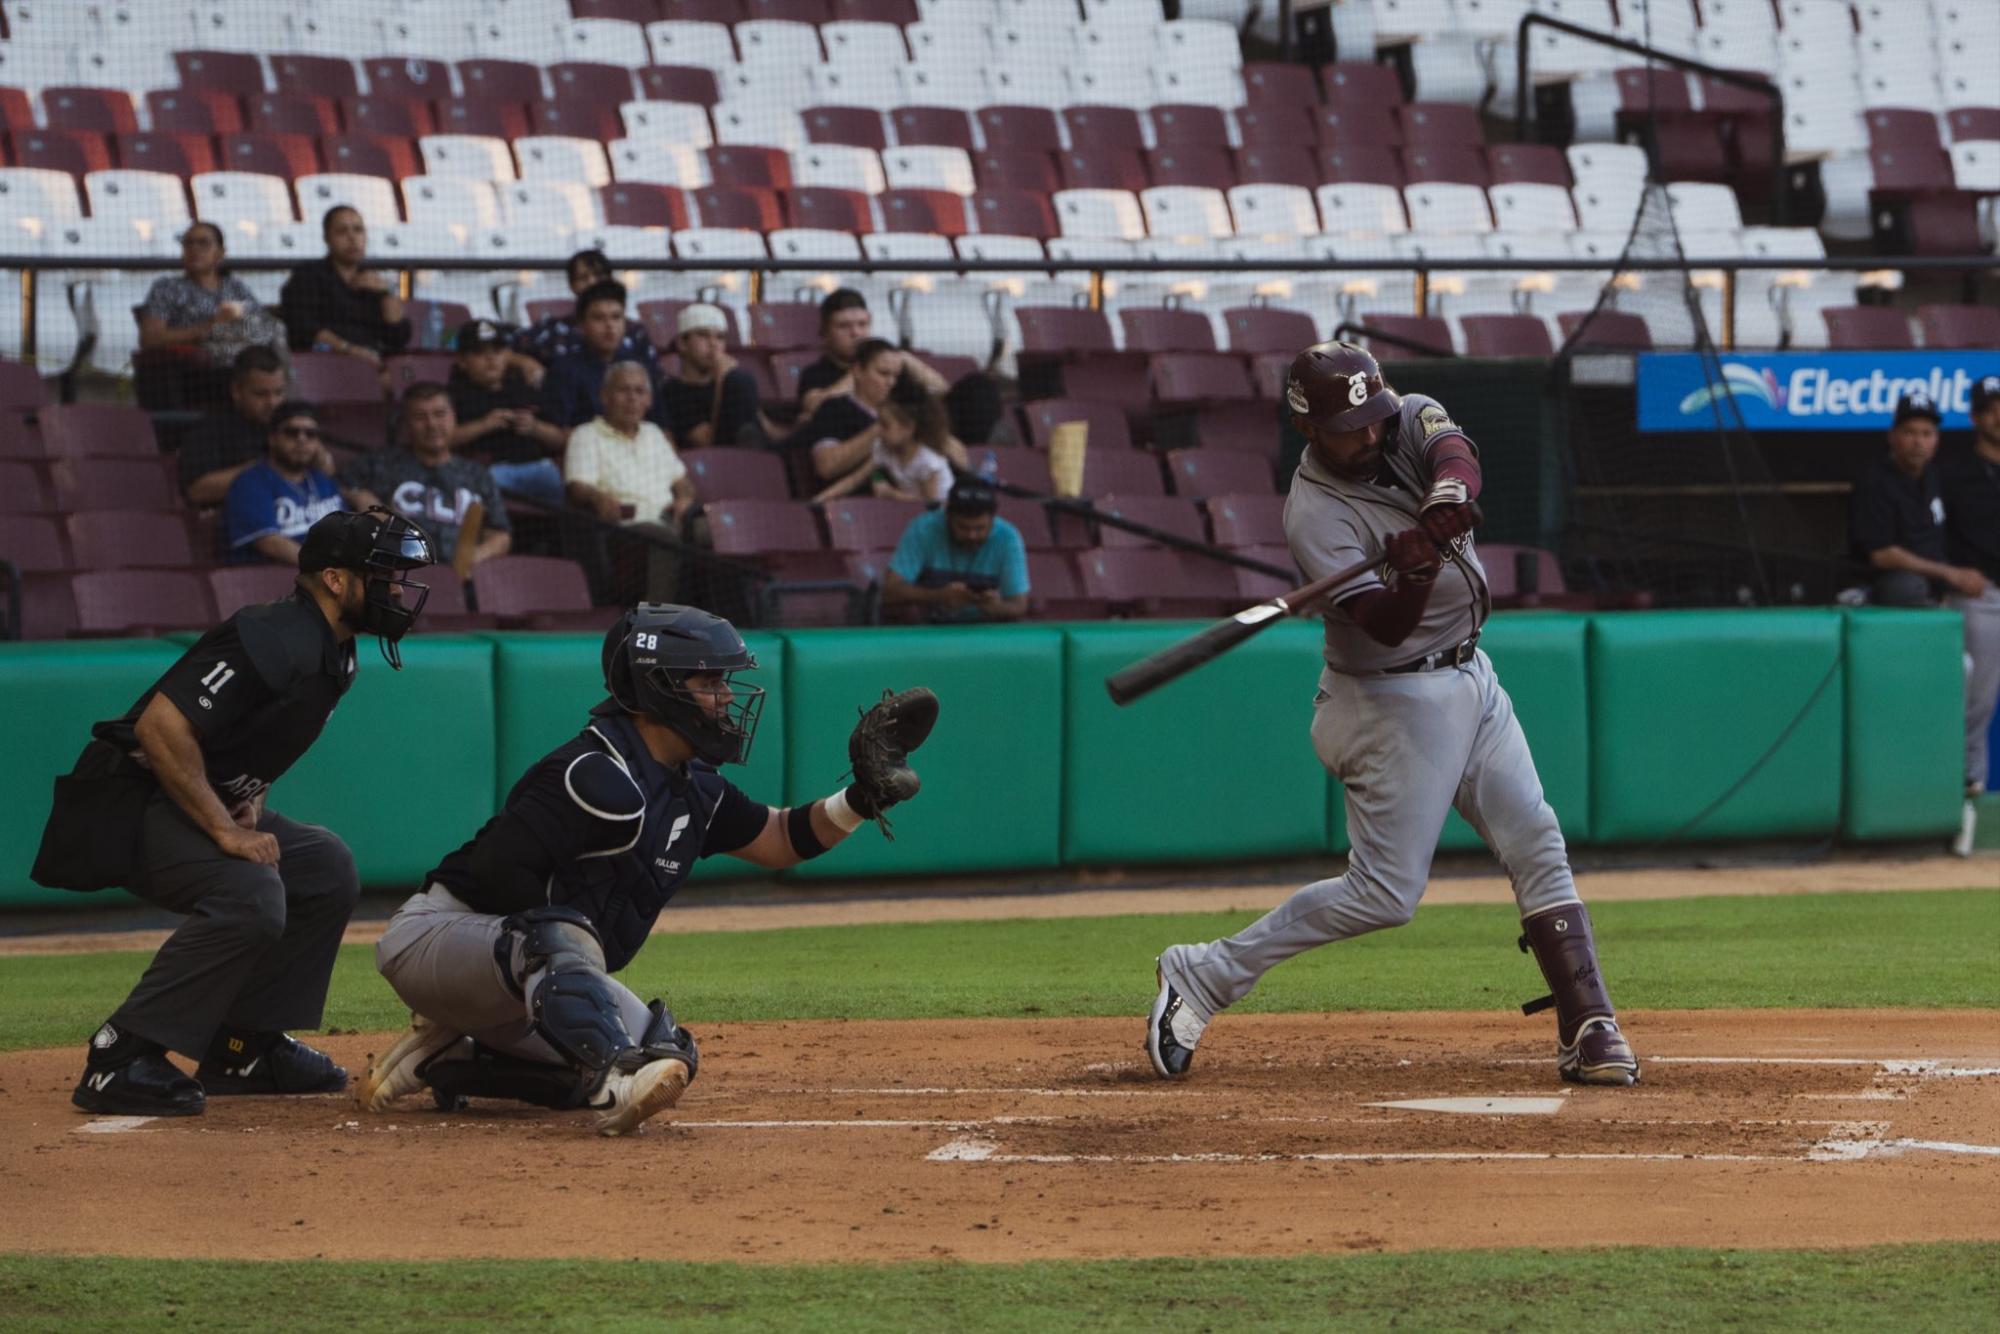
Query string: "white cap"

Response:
xmin=677 ymin=303 xmax=728 ymax=337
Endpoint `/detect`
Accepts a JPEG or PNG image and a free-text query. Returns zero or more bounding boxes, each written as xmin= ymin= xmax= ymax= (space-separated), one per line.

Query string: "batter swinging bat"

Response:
xmin=1104 ymin=554 xmax=1380 ymax=706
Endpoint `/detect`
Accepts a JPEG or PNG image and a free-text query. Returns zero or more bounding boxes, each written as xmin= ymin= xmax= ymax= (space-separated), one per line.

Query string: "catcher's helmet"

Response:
xmin=600 ymin=603 xmax=766 ymax=765
xmin=1285 ymin=341 xmax=1401 ymax=434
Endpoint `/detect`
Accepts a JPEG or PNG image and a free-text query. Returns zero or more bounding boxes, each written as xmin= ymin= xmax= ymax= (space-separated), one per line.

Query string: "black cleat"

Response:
xmin=198 ymin=1034 xmax=348 ymax=1095
xmin=73 ymin=1051 xmax=205 ymax=1117
xmin=1145 ymin=963 xmax=1207 ymax=1079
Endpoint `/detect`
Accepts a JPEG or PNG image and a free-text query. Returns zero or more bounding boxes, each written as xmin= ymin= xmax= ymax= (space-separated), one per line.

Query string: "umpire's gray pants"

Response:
xmin=112 ymin=793 xmax=360 ymax=1058
xmin=375 ymin=886 xmax=653 ymax=1064
xmin=1162 ymin=651 xmax=1581 ymax=1022
xmin=1951 ymin=586 xmax=2000 ymax=789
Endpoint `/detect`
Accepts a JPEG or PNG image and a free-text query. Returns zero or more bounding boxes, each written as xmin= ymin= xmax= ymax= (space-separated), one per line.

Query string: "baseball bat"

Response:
xmin=1104 ymin=554 xmax=1380 ymax=706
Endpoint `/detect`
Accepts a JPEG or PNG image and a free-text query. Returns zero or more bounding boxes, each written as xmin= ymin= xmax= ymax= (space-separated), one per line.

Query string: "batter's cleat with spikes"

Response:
xmin=1145 ymin=962 xmax=1207 ymax=1079
xmin=73 ymin=1051 xmax=206 ymax=1117
xmin=1560 ymin=1017 xmax=1640 ymax=1087
xmin=592 ymin=1056 xmax=692 ymax=1136
xmin=355 ymin=1015 xmax=465 ymax=1112
xmin=198 ymin=1033 xmax=349 ymax=1095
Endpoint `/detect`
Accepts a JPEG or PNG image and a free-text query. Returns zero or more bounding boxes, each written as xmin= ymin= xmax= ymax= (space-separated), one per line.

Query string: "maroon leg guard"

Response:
xmin=1519 ymin=902 xmax=1639 ymax=1086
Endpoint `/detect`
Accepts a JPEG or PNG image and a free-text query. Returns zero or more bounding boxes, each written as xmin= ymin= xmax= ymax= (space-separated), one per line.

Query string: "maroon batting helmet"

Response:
xmin=1285 ymin=341 xmax=1401 ymax=434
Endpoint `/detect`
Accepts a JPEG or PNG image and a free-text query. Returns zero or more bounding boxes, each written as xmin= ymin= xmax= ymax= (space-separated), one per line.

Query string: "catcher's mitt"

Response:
xmin=844 ymin=687 xmax=939 ymax=838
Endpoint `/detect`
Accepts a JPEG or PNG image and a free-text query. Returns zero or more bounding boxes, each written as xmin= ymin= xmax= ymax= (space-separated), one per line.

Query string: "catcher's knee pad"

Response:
xmin=1518 ymin=901 xmax=1616 ymax=1043
xmin=619 ymin=998 xmax=699 ymax=1083
xmin=503 ymin=907 xmax=636 ymax=1078
xmin=423 ymin=1042 xmax=594 ymax=1111
xmin=503 ymin=905 xmax=607 ymax=981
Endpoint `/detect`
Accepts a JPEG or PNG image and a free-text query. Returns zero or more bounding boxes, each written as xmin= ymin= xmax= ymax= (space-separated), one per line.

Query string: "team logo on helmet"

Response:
xmin=1286 ymin=378 xmax=1310 ymax=414
xmin=1347 ymin=376 xmax=1369 ymax=406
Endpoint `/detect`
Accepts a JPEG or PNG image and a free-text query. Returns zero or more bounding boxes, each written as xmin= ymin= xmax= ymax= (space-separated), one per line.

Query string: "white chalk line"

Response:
xmin=1808 ymin=1138 xmax=2000 ymax=1162
xmin=923 ymin=1138 xmax=1794 ymax=1165
xmin=1496 ymin=1057 xmax=2000 ymax=1074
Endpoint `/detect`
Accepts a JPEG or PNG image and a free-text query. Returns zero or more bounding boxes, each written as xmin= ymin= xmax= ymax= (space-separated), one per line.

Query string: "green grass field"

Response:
xmin=5 ymin=887 xmax=1996 ymax=1331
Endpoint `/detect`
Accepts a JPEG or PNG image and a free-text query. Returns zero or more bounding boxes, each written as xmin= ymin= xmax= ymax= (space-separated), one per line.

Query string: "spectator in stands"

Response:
xmin=447 ymin=319 xmax=567 ymax=509
xmin=881 ymin=481 xmax=1028 ymax=623
xmin=178 ymin=347 xmax=296 ymax=506
xmin=539 ymin=281 xmax=660 ymax=432
xmin=509 ymin=249 xmax=657 ymax=384
xmin=138 ymin=223 xmax=286 ymax=370
xmin=223 ymin=401 xmax=347 ymax=567
xmin=1942 ymin=374 xmax=2000 ymax=803
xmin=813 ymin=397 xmax=954 ymax=506
xmin=564 ymin=362 xmax=696 ymax=600
xmin=341 ymin=384 xmax=512 ymax=570
xmin=795 ymin=339 xmax=966 ymax=484
xmin=656 ymin=303 xmax=762 ymax=449
xmin=1850 ymin=391 xmax=1988 ymax=606
xmin=796 ymin=288 xmax=1004 ymax=445
xmin=278 ymin=206 xmax=412 ymax=367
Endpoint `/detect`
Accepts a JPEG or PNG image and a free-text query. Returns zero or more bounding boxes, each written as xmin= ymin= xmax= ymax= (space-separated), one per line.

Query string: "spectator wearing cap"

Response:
xmin=223 ymin=401 xmax=349 ymax=566
xmin=564 ymin=361 xmax=697 ymax=602
xmin=1942 ymin=374 xmax=2000 ymax=802
xmin=794 ymin=288 xmax=1006 ymax=446
xmin=509 ymin=249 xmax=658 ymax=384
xmin=538 ymin=280 xmax=662 ymax=433
xmin=341 ymin=384 xmax=513 ymax=570
xmin=447 ymin=319 xmax=568 ymax=509
xmin=656 ymin=303 xmax=763 ymax=449
xmin=1850 ymin=391 xmax=1988 ymax=606
xmin=881 ymin=482 xmax=1028 ymax=623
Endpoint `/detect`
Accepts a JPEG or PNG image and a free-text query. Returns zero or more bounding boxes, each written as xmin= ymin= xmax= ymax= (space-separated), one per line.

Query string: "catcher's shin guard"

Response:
xmin=423 ymin=1042 xmax=597 ymax=1111
xmin=1518 ymin=903 xmax=1639 ymax=1087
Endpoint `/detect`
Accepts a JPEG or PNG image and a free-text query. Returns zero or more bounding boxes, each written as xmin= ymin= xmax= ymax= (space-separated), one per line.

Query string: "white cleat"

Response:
xmin=354 ymin=1015 xmax=463 ymax=1112
xmin=593 ymin=1057 xmax=692 ymax=1136
xmin=1145 ymin=959 xmax=1208 ymax=1079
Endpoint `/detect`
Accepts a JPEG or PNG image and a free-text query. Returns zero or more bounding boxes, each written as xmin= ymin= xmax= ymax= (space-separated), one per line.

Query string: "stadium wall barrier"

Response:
xmin=0 ymin=610 xmax=1966 ymax=910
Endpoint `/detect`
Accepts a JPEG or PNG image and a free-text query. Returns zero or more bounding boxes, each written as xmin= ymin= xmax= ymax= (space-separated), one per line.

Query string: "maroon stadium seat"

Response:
xmin=979 ymin=106 xmax=1063 ymax=154
xmin=1023 ymin=551 xmax=1108 ymax=619
xmin=1020 ymin=397 xmax=1132 ymax=451
xmin=246 ymin=93 xmax=342 ymax=138
xmin=1243 ymin=62 xmax=1321 ymax=108
xmin=273 ymin=54 xmax=362 ymax=101
xmin=1946 ymin=107 xmax=2000 ymax=142
xmin=1460 ymin=313 xmax=1555 ymax=358
xmin=1094 ymin=494 xmax=1205 ymax=548
xmin=976 ymin=149 xmax=1062 ymax=194
xmin=1487 ymin=142 xmax=1571 ymax=186
xmin=1402 ymin=144 xmax=1490 ymax=186
xmin=0 ymin=422 xmax=49 ymax=461
xmin=71 ymin=570 xmax=214 ymax=635
xmin=116 ymin=132 xmax=219 ymax=178
xmin=1168 ymin=450 xmax=1277 ymax=499
xmin=0 ymin=88 xmax=32 ymax=130
xmin=468 ymin=555 xmax=603 ymax=628
xmin=549 ymin=62 xmax=640 ymax=109
xmin=601 ymin=182 xmax=692 ymax=229
xmin=1064 ymin=105 xmax=1146 ymax=151
xmin=1397 ymin=102 xmax=1483 ymax=145
xmin=384 ymin=351 xmax=458 ymax=396
xmin=573 ymin=0 xmax=661 ymax=19
xmin=1235 ymin=103 xmax=1319 ymax=146
xmin=0 ymin=462 xmax=59 ymax=512
xmin=1233 ymin=145 xmax=1318 ymax=189
xmin=431 ymin=99 xmax=532 ymax=141
xmin=692 ymin=185 xmax=785 ymax=231
xmin=1864 ymin=107 xmax=1945 ymax=154
xmin=0 ymin=362 xmax=44 ymax=412
xmin=632 ymin=63 xmax=720 ymax=108
xmin=362 ymin=58 xmax=454 ymax=105
xmin=786 ymin=185 xmax=874 ymax=232
xmin=1869 ymin=145 xmax=1956 ymax=192
xmin=532 ymin=99 xmax=628 ymax=144
xmin=878 ymin=188 xmax=967 ymax=235
xmin=1320 ymin=145 xmax=1406 ymax=186
xmin=1148 ymin=104 xmax=1231 ymax=149
xmin=173 ymin=50 xmax=266 ymax=97
xmin=1917 ymin=303 xmax=2000 ymax=348
xmin=998 ymin=496 xmax=1057 ymax=549
xmin=747 ymin=0 xmax=832 ymax=20
xmin=685 ymin=448 xmax=790 ymax=501
xmin=9 ymin=130 xmax=114 ymax=178
xmin=323 ymin=134 xmax=423 ymax=182
xmin=890 ymin=107 xmax=975 ymax=151
xmin=748 ymin=301 xmax=823 ymax=349
xmin=969 ymin=189 xmax=1057 ymax=239
xmin=1057 ymin=148 xmax=1148 ymax=193
xmin=706 ymin=144 xmax=793 ymax=190
xmin=145 ymin=89 xmax=243 ymax=135
xmin=1119 ymin=308 xmax=1217 ymax=353
xmin=344 ymin=97 xmax=436 ymax=140
xmin=456 ymin=60 xmax=546 ymax=107
xmin=1361 ymin=313 xmax=1455 ymax=359
xmin=67 ymin=511 xmax=195 ymax=569
xmin=770 ymin=349 xmax=821 ymax=400
xmin=1075 ymin=547 xmax=1233 ymax=618
xmin=1080 ymin=450 xmax=1165 ymax=497
xmin=1205 ymin=493 xmax=1288 ymax=548
xmin=41 ymin=88 xmax=140 ymax=136
xmin=1322 ymin=62 xmax=1403 ymax=107
xmin=1062 ymin=356 xmax=1169 ymax=421
xmin=1894 ymin=192 xmax=1985 ymax=255
xmin=1230 ymin=544 xmax=1297 ymax=600
xmin=0 ymin=514 xmax=69 ymax=571
xmin=1016 ymin=306 xmax=1116 ymax=354
xmin=832 ymin=0 xmax=918 ymax=21
xmin=291 ymin=353 xmax=387 ymax=403
xmin=1823 ymin=306 xmax=1916 ymax=349
xmin=1556 ymin=309 xmax=1653 ymax=350
xmin=803 ymin=106 xmax=888 ymax=150
xmin=1151 ymin=353 xmax=1255 ymax=403
xmin=1248 ymin=352 xmax=1291 ymax=400
xmin=822 ymin=497 xmax=917 ymax=552
xmin=705 ymin=499 xmax=824 ymax=555
xmin=1315 ymin=103 xmax=1401 ymax=147
xmin=39 ymin=405 xmax=159 ymax=460
xmin=1223 ymin=307 xmax=1318 ymax=355
xmin=1145 ymin=146 xmax=1236 ymax=189
xmin=638 ymin=299 xmax=742 ymax=348
xmin=965 ymin=445 xmax=1051 ymax=493
xmin=1614 ymin=66 xmax=1692 ymax=114
xmin=219 ymin=133 xmax=321 ymax=180
xmin=1190 ymin=403 xmax=1281 ymax=455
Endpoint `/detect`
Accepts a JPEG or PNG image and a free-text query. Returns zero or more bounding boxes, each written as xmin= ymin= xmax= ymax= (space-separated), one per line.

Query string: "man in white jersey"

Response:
xmin=1145 ymin=341 xmax=1640 ymax=1088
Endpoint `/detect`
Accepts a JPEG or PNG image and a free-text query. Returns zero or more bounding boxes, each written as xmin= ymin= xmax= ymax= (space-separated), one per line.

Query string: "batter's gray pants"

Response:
xmin=112 ymin=793 xmax=360 ymax=1058
xmin=1950 ymin=587 xmax=2000 ymax=790
xmin=1162 ymin=651 xmax=1581 ymax=1022
xmin=375 ymin=885 xmax=654 ymax=1064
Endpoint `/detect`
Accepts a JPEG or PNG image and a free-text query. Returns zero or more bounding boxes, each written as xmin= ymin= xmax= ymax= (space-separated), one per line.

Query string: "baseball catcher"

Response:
xmin=357 ymin=603 xmax=937 ymax=1134
xmin=1146 ymin=342 xmax=1639 ymax=1088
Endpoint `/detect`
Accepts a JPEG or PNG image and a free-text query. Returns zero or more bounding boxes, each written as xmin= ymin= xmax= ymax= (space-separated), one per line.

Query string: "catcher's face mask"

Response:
xmin=654 ymin=667 xmax=766 ymax=766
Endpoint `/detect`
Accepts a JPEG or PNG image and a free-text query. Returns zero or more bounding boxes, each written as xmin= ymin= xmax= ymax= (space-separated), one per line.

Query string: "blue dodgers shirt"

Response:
xmin=224 ymin=462 xmax=347 ymax=562
xmin=887 ymin=509 xmax=1029 ymax=620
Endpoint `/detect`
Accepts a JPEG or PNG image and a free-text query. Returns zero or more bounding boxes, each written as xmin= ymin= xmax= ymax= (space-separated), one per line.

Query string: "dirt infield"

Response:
xmin=4 ymin=1009 xmax=1996 ymax=1262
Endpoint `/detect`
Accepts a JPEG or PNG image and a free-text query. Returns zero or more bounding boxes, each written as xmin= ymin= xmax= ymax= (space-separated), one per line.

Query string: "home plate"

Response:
xmin=1367 ymin=1097 xmax=1566 ymax=1116
xmin=74 ymin=1117 xmax=155 ymax=1134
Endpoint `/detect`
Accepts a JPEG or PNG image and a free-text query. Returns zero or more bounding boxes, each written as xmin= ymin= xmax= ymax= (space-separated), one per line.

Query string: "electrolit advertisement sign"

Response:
xmin=1637 ymin=353 xmax=2000 ymax=431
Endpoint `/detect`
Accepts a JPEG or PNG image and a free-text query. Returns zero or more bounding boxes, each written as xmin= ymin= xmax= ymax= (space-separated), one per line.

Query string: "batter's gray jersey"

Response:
xmin=1284 ymin=393 xmax=1491 ymax=673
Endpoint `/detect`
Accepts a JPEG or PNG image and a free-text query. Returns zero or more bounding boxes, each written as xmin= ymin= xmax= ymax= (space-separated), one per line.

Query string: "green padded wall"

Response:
xmin=783 ymin=625 xmax=1063 ymax=878
xmin=274 ymin=636 xmax=497 ymax=889
xmin=1841 ymin=608 xmax=1965 ymax=839
xmin=489 ymin=631 xmax=787 ymax=883
xmin=1065 ymin=621 xmax=1330 ymax=865
xmin=0 ymin=640 xmax=183 ymax=908
xmin=1330 ymin=613 xmax=1593 ymax=856
xmin=1589 ymin=611 xmax=1845 ymax=842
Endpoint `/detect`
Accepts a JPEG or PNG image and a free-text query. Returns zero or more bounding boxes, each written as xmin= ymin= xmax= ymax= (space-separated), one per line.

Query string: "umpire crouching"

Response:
xmin=32 ymin=507 xmax=435 ymax=1117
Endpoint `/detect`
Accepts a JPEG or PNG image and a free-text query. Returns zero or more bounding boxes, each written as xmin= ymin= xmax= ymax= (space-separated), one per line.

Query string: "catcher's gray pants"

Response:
xmin=1951 ymin=587 xmax=2000 ymax=790
xmin=1162 ymin=651 xmax=1580 ymax=1022
xmin=112 ymin=793 xmax=359 ymax=1058
xmin=375 ymin=885 xmax=653 ymax=1064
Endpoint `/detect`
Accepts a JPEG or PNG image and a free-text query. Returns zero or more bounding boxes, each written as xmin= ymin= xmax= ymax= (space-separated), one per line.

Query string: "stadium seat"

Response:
xmin=419 ymin=134 xmax=516 ymax=182
xmin=468 ymin=555 xmax=606 ymax=629
xmin=192 ymin=173 xmax=298 ymax=230
xmin=822 ymin=497 xmax=917 ymax=553
xmin=1556 ymin=309 xmax=1654 ymax=350
xmin=39 ymin=405 xmax=159 ymax=461
xmin=882 ymin=146 xmax=976 ymax=197
xmin=0 ymin=461 xmax=59 ymax=513
xmin=1053 ymin=188 xmax=1146 ymax=238
xmin=705 ymin=499 xmax=825 ymax=556
xmin=1460 ymin=313 xmax=1555 ymax=358
xmin=1323 ymin=60 xmax=1404 ymax=107
xmin=1315 ymin=102 xmax=1401 ymax=148
xmin=1146 ymin=147 xmax=1237 ymax=191
xmin=10 ymin=130 xmax=116 ymax=180
xmin=114 ymin=133 xmax=219 ymax=181
xmin=66 ymin=511 xmax=194 ymax=570
xmin=1117 ymin=307 xmax=1215 ymax=353
xmin=246 ymin=94 xmax=342 ymax=139
xmin=791 ymin=144 xmax=888 ymax=195
xmin=359 ymin=59 xmax=454 ymax=106
xmin=1242 ymin=61 xmax=1320 ymax=108
xmin=980 ymin=106 xmax=1065 ymax=155
xmin=747 ymin=301 xmax=824 ymax=350
xmin=1205 ymin=492 xmax=1287 ymax=547
xmin=1315 ymin=182 xmax=1408 ymax=233
xmin=601 ymin=182 xmax=693 ymax=229
xmin=563 ymin=18 xmax=655 ymax=68
xmin=636 ymin=66 xmax=724 ymax=109
xmin=686 ymin=449 xmax=790 ymax=502
xmin=1015 ymin=306 xmax=1117 ymax=355
xmin=219 ymin=134 xmax=321 ymax=181
xmin=145 ymin=90 xmax=243 ymax=136
xmin=1360 ymin=313 xmax=1455 ymax=359
xmin=85 ymin=171 xmax=193 ymax=228
xmin=1167 ymin=450 xmax=1276 ymax=499
xmin=1917 ymin=303 xmax=2000 ymax=348
xmin=174 ymin=51 xmax=267 ymax=98
xmin=1487 ymin=144 xmax=1572 ymax=187
xmin=1093 ymin=494 xmax=1206 ymax=548
xmin=1057 ymin=105 xmax=1141 ymax=153
xmin=1822 ymin=306 xmax=1916 ymax=348
xmin=1058 ymin=148 xmax=1150 ymax=193
xmin=1022 ymin=551 xmax=1108 ymax=617
xmin=1223 ymin=306 xmax=1319 ymax=355
xmin=1080 ymin=448 xmax=1166 ymax=497
xmin=296 ymin=174 xmax=402 ymax=230
xmin=1075 ymin=547 xmax=1234 ymax=618
xmin=42 ymin=88 xmax=141 ymax=137
xmin=801 ymin=107 xmax=889 ymax=152
xmin=1140 ymin=185 xmax=1234 ymax=238
xmin=1151 ymin=352 xmax=1255 ymax=403
xmin=403 ymin=177 xmax=503 ymax=229
xmin=1231 ymin=146 xmax=1318 ymax=191
xmin=888 ymin=107 xmax=976 ymax=152
xmin=1021 ymin=396 xmax=1132 ymax=452
xmin=71 ymin=570 xmax=214 ymax=636
xmin=976 ymin=149 xmax=1063 ymax=195
xmin=533 ymin=99 xmax=631 ymax=146
xmin=1405 ymin=181 xmax=1493 ymax=232
xmin=1149 ymin=104 xmax=1232 ymax=150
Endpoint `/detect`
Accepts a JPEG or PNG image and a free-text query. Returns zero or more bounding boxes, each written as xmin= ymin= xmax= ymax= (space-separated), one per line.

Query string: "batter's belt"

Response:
xmin=1381 ymin=632 xmax=1481 ymax=676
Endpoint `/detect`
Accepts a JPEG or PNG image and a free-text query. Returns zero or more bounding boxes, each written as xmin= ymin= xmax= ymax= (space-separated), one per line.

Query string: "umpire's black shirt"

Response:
xmin=1849 ymin=457 xmax=1947 ymax=564
xmin=1940 ymin=448 xmax=2000 ymax=583
xmin=93 ymin=589 xmax=357 ymax=807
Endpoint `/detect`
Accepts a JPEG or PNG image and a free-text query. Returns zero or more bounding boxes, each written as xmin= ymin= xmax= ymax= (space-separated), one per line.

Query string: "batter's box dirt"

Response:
xmin=3 ymin=1009 xmax=1996 ymax=1262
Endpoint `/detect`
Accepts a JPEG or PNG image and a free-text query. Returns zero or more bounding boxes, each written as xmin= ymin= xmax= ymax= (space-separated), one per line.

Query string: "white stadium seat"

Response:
xmin=190 ymin=172 xmax=296 ymax=229
xmin=1698 ymin=0 xmax=1779 ymax=69
xmin=898 ymin=60 xmax=988 ymax=111
xmin=380 ymin=12 xmax=479 ymax=60
xmin=645 ymin=21 xmax=737 ymax=71
xmin=768 ymin=228 xmax=864 ymax=262
xmin=514 ymin=137 xmax=612 ymax=188
xmin=609 ymin=140 xmax=709 ymax=189
xmin=0 ymin=168 xmax=85 ymax=229
xmin=84 ymin=171 xmax=191 ymax=229
xmin=419 ymin=135 xmax=517 ymax=183
xmin=620 ymin=102 xmax=715 ymax=149
xmin=1313 ymin=183 xmax=1408 ymax=235
xmin=400 ymin=176 xmax=503 ymax=230
xmin=1489 ymin=183 xmax=1579 ymax=233
xmin=991 ymin=22 xmax=1079 ymax=68
xmin=810 ymin=62 xmax=906 ymax=109
xmin=987 ymin=65 xmax=1075 ymax=110
xmin=673 ymin=228 xmax=770 ymax=260
xmin=863 ymin=232 xmax=955 ymax=262
xmin=562 ymin=17 xmax=652 ymax=68
xmin=711 ymin=100 xmax=808 ymax=149
xmin=586 ymin=224 xmax=671 ymax=262
xmin=736 ymin=20 xmax=823 ymax=66
xmin=501 ymin=180 xmax=600 ymax=233
xmin=1053 ymin=188 xmax=1147 ymax=239
xmin=1140 ymin=186 xmax=1234 ymax=239
xmin=895 ymin=286 xmax=1000 ymax=361
xmin=469 ymin=14 xmax=565 ymax=64
xmin=1152 ymin=63 xmax=1245 ymax=109
xmin=882 ymin=147 xmax=976 ymax=197
xmin=468 ymin=224 xmax=574 ymax=263
xmin=190 ymin=2 xmax=293 ymax=56
xmin=791 ymin=144 xmax=887 ymax=195
xmin=296 ymin=174 xmax=402 ymax=230
xmin=906 ymin=20 xmax=994 ymax=65
xmin=1665 ymin=182 xmax=1745 ymax=234
xmin=1565 ymin=143 xmax=1650 ymax=191
xmin=1571 ymin=179 xmax=1647 ymax=233
xmin=1226 ymin=184 xmax=1319 ymax=237
xmin=821 ymin=21 xmax=909 ymax=65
